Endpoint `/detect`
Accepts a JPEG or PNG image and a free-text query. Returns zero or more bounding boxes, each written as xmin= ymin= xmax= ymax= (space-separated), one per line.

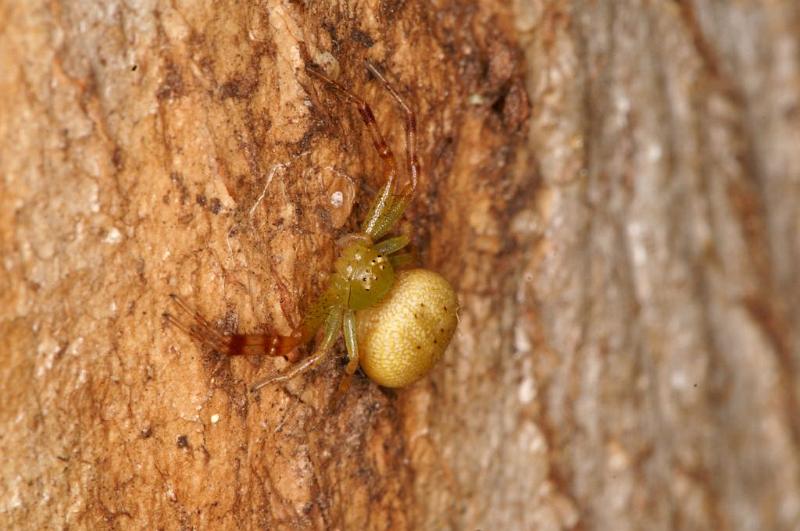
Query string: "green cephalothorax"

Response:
xmin=335 ymin=242 xmax=395 ymax=310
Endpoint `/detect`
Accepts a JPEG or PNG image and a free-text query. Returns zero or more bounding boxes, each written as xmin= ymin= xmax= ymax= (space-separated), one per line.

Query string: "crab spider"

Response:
xmin=165 ymin=61 xmax=457 ymax=393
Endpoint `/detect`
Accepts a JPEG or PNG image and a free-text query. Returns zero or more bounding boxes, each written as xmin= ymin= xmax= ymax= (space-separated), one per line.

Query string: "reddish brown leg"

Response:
xmin=164 ymin=294 xmax=302 ymax=362
xmin=306 ymin=65 xmax=401 ymax=235
xmin=364 ymin=61 xmax=418 ymax=196
xmin=307 ymin=65 xmax=398 ymax=180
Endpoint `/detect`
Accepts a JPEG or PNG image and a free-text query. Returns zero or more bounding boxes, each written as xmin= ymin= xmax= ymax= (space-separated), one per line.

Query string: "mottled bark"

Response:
xmin=1 ymin=1 xmax=798 ymax=530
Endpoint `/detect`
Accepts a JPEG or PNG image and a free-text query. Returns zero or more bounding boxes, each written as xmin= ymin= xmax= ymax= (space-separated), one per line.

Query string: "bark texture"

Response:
xmin=1 ymin=1 xmax=799 ymax=530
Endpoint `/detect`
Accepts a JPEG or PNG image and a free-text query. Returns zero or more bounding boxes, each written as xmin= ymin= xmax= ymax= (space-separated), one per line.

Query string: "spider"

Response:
xmin=165 ymin=61 xmax=458 ymax=393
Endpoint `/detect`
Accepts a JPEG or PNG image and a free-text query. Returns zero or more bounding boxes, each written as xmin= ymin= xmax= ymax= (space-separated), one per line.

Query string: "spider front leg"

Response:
xmin=374 ymin=235 xmax=414 ymax=271
xmin=307 ymin=61 xmax=418 ymax=240
xmin=362 ymin=61 xmax=419 ymax=239
xmin=373 ymin=235 xmax=409 ymax=256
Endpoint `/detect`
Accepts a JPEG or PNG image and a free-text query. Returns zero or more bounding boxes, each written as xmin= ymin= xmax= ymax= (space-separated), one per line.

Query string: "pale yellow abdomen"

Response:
xmin=356 ymin=269 xmax=458 ymax=388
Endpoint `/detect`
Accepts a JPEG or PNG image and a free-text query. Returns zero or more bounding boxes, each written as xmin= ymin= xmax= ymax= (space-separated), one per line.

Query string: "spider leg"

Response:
xmin=365 ymin=61 xmax=418 ymax=195
xmin=373 ymin=235 xmax=409 ymax=256
xmin=336 ymin=310 xmax=361 ymax=394
xmin=388 ymin=252 xmax=414 ymax=270
xmin=342 ymin=310 xmax=359 ymax=375
xmin=360 ymin=62 xmax=419 ymax=239
xmin=165 ymin=294 xmax=302 ymax=361
xmin=164 ymin=295 xmax=229 ymax=352
xmin=250 ymin=306 xmax=344 ymax=392
xmin=306 ymin=65 xmax=400 ymax=236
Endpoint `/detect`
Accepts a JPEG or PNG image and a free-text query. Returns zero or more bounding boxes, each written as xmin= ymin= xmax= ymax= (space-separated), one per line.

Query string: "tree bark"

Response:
xmin=1 ymin=1 xmax=798 ymax=530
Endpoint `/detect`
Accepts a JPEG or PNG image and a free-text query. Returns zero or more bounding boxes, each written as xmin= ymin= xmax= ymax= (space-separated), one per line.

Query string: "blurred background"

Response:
xmin=1 ymin=1 xmax=798 ymax=529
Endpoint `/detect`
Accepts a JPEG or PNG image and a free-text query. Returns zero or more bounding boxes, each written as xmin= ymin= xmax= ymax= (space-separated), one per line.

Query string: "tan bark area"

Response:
xmin=1 ymin=1 xmax=798 ymax=530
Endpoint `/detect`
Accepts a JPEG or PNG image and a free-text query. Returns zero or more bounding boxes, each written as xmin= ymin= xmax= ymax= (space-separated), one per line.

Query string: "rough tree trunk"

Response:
xmin=1 ymin=1 xmax=799 ymax=530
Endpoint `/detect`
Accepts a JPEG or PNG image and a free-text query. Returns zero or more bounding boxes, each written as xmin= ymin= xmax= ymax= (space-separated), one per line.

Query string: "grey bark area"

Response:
xmin=1 ymin=1 xmax=798 ymax=530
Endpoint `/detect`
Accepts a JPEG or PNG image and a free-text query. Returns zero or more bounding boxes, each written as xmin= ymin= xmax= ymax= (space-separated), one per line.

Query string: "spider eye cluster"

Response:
xmin=358 ymin=255 xmax=388 ymax=289
xmin=336 ymin=243 xmax=395 ymax=311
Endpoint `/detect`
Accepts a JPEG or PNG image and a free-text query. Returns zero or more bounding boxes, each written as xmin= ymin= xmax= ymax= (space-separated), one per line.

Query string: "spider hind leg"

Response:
xmin=250 ymin=307 xmax=344 ymax=392
xmin=164 ymin=294 xmax=302 ymax=361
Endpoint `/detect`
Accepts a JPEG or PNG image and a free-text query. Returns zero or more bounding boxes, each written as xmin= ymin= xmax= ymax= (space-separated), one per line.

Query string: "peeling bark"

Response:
xmin=1 ymin=1 xmax=799 ymax=530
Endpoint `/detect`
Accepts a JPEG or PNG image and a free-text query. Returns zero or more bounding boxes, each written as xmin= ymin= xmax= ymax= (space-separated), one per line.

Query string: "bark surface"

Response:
xmin=1 ymin=1 xmax=798 ymax=530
